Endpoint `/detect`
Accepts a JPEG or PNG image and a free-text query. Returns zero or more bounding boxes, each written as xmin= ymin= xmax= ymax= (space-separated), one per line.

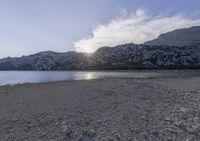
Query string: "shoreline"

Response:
xmin=1 ymin=69 xmax=200 ymax=87
xmin=0 ymin=78 xmax=200 ymax=140
xmin=0 ymin=76 xmax=196 ymax=87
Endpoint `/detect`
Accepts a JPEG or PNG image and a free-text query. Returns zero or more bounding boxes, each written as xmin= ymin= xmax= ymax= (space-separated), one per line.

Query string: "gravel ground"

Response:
xmin=0 ymin=78 xmax=200 ymax=141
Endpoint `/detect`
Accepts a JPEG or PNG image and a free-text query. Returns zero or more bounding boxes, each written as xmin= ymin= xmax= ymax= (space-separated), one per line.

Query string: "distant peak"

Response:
xmin=144 ymin=26 xmax=200 ymax=47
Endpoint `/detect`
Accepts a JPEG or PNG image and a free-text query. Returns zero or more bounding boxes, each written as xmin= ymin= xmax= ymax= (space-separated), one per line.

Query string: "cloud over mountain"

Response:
xmin=74 ymin=9 xmax=200 ymax=53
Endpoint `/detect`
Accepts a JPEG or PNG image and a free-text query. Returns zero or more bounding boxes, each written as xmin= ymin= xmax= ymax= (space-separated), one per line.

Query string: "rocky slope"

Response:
xmin=0 ymin=43 xmax=200 ymax=70
xmin=144 ymin=26 xmax=200 ymax=47
xmin=0 ymin=51 xmax=92 ymax=70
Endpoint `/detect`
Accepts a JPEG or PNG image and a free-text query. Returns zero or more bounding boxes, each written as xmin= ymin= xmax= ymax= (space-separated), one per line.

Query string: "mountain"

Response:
xmin=1 ymin=26 xmax=200 ymax=70
xmin=144 ymin=26 xmax=200 ymax=46
xmin=0 ymin=43 xmax=200 ymax=70
xmin=0 ymin=51 xmax=92 ymax=70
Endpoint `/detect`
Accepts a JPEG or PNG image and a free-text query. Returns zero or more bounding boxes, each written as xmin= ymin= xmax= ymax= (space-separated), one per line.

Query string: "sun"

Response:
xmin=75 ymin=45 xmax=96 ymax=53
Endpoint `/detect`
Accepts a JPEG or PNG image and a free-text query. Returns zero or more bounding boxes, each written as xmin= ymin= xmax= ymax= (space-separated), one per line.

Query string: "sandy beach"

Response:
xmin=0 ymin=78 xmax=200 ymax=141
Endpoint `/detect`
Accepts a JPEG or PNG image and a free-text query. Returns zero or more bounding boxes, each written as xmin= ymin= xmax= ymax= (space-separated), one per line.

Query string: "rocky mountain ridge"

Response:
xmin=144 ymin=26 xmax=200 ymax=47
xmin=0 ymin=43 xmax=200 ymax=70
xmin=1 ymin=26 xmax=200 ymax=70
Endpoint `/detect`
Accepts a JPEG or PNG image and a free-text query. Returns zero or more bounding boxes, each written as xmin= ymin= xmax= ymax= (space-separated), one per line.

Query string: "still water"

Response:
xmin=0 ymin=70 xmax=200 ymax=86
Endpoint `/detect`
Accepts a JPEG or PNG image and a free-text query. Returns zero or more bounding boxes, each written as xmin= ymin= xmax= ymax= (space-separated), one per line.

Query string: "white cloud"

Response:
xmin=74 ymin=9 xmax=200 ymax=53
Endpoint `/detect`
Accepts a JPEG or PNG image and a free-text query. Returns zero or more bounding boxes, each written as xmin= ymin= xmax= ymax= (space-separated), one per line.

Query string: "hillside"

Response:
xmin=0 ymin=44 xmax=200 ymax=70
xmin=1 ymin=26 xmax=200 ymax=70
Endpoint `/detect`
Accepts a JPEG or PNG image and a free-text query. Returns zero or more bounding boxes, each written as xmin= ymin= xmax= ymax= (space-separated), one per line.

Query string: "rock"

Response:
xmin=97 ymin=120 xmax=102 ymax=124
xmin=141 ymin=116 xmax=145 ymax=120
xmin=85 ymin=129 xmax=96 ymax=137
xmin=174 ymin=121 xmax=185 ymax=128
xmin=164 ymin=117 xmax=172 ymax=122
xmin=130 ymin=128 xmax=138 ymax=133
xmin=27 ymin=123 xmax=33 ymax=129
xmin=165 ymin=128 xmax=177 ymax=134
xmin=61 ymin=125 xmax=73 ymax=136
xmin=179 ymin=107 xmax=188 ymax=113
xmin=40 ymin=132 xmax=46 ymax=137
xmin=114 ymin=133 xmax=122 ymax=140
xmin=103 ymin=119 xmax=108 ymax=122
xmin=61 ymin=121 xmax=67 ymax=125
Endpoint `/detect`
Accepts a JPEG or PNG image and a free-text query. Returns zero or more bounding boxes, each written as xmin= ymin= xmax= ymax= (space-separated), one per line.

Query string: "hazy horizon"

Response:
xmin=0 ymin=0 xmax=200 ymax=59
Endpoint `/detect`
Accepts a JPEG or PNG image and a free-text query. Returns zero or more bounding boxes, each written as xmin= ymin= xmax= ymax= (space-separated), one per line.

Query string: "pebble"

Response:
xmin=40 ymin=132 xmax=46 ymax=137
xmin=27 ymin=123 xmax=33 ymax=129
xmin=114 ymin=133 xmax=121 ymax=140
xmin=174 ymin=121 xmax=185 ymax=128
xmin=166 ymin=128 xmax=177 ymax=134
xmin=85 ymin=129 xmax=96 ymax=137
xmin=62 ymin=125 xmax=73 ymax=136
xmin=164 ymin=117 xmax=171 ymax=122
xmin=179 ymin=107 xmax=188 ymax=113
xmin=131 ymin=128 xmax=138 ymax=133
xmin=97 ymin=120 xmax=102 ymax=124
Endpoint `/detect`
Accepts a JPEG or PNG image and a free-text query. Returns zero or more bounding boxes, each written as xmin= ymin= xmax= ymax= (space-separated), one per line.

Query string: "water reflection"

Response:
xmin=73 ymin=72 xmax=98 ymax=80
xmin=82 ymin=72 xmax=97 ymax=80
xmin=0 ymin=70 xmax=200 ymax=86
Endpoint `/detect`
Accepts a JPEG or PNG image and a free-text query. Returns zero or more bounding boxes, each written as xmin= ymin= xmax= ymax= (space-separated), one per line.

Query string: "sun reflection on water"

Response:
xmin=73 ymin=72 xmax=98 ymax=80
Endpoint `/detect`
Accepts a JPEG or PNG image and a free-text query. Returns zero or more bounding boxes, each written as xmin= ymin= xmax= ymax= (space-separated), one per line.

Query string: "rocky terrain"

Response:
xmin=0 ymin=51 xmax=92 ymax=70
xmin=0 ymin=44 xmax=200 ymax=70
xmin=0 ymin=78 xmax=200 ymax=141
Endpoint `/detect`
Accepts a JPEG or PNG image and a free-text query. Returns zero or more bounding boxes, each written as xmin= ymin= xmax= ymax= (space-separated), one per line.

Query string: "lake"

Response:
xmin=0 ymin=70 xmax=200 ymax=86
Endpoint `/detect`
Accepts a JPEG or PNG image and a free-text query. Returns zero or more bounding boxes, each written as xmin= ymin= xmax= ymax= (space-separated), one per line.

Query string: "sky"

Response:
xmin=0 ymin=0 xmax=200 ymax=58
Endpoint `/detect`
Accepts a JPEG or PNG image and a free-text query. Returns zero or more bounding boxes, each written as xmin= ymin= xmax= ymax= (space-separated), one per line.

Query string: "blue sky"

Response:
xmin=0 ymin=0 xmax=200 ymax=58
